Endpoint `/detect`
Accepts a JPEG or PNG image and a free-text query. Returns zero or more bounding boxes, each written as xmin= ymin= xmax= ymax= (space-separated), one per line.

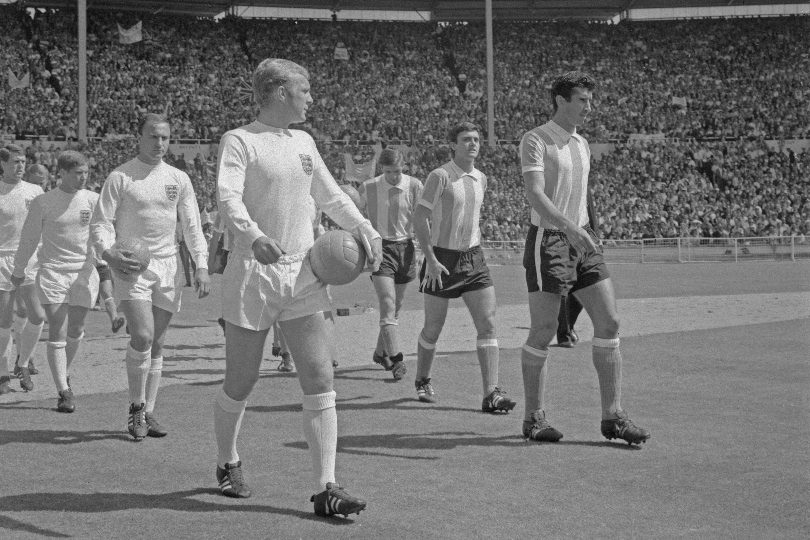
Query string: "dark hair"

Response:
xmin=551 ymin=71 xmax=597 ymax=112
xmin=0 ymin=144 xmax=24 ymax=162
xmin=138 ymin=113 xmax=170 ymax=135
xmin=378 ymin=148 xmax=404 ymax=168
xmin=447 ymin=121 xmax=480 ymax=144
xmin=57 ymin=150 xmax=88 ymax=172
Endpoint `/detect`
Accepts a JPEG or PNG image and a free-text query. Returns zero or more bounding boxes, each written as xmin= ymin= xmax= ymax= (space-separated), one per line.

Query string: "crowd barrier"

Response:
xmin=475 ymin=237 xmax=810 ymax=265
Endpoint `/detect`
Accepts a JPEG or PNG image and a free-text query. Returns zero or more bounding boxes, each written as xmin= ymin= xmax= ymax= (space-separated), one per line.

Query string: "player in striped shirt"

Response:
xmin=11 ymin=151 xmax=99 ymax=412
xmin=91 ymin=113 xmax=211 ymax=441
xmin=519 ymin=72 xmax=650 ymax=445
xmin=359 ymin=148 xmax=423 ymax=381
xmin=412 ymin=122 xmax=517 ymax=414
xmin=0 ymin=144 xmax=46 ymax=396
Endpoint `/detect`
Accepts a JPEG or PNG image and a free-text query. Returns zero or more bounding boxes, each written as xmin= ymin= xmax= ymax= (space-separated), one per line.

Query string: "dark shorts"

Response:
xmin=419 ymin=245 xmax=493 ymax=299
xmin=523 ymin=225 xmax=609 ymax=295
xmin=96 ymin=265 xmax=112 ymax=283
xmin=372 ymin=239 xmax=417 ymax=284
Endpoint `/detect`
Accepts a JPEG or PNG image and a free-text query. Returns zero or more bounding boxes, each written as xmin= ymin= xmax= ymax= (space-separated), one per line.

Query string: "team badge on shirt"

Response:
xmin=80 ymin=209 xmax=91 ymax=225
xmin=165 ymin=184 xmax=178 ymax=202
xmin=299 ymin=154 xmax=313 ymax=176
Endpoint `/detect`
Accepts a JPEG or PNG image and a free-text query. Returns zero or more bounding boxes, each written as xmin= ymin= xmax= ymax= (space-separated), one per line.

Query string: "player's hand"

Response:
xmin=194 ymin=268 xmax=211 ymax=298
xmin=102 ymin=247 xmax=143 ymax=278
xmin=252 ymin=236 xmax=285 ymax=265
xmin=422 ymin=257 xmax=449 ymax=291
xmin=9 ymin=274 xmax=25 ymax=289
xmin=362 ymin=236 xmax=383 ymax=272
xmin=565 ymin=226 xmax=598 ymax=254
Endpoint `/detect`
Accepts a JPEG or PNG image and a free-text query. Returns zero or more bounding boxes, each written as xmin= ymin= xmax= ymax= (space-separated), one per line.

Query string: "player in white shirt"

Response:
xmin=90 ymin=113 xmax=211 ymax=440
xmin=214 ymin=58 xmax=382 ymax=517
xmin=0 ymin=145 xmax=46 ymax=396
xmin=11 ymin=151 xmax=99 ymax=412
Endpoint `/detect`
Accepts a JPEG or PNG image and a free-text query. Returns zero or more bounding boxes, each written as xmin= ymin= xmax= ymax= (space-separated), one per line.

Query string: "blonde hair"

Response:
xmin=252 ymin=59 xmax=309 ymax=108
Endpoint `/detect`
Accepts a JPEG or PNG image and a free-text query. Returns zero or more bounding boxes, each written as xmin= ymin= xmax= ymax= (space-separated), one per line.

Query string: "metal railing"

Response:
xmin=476 ymin=236 xmax=810 ymax=264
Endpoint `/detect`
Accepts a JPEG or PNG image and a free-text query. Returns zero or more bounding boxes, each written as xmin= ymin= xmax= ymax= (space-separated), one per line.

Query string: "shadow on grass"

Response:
xmin=0 ymin=514 xmax=71 ymax=538
xmin=0 ymin=429 xmax=130 ymax=445
xmin=162 ymin=368 xmax=225 ymax=381
xmin=163 ymin=343 xmax=224 ymax=351
xmin=0 ymin=489 xmax=357 ymax=527
xmin=168 ymin=323 xmax=212 ymax=329
xmin=285 ymin=431 xmax=526 ymax=459
xmin=247 ymin=396 xmax=473 ymax=414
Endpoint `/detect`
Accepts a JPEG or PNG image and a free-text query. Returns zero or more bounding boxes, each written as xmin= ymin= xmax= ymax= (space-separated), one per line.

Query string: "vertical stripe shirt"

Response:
xmin=418 ymin=160 xmax=486 ymax=250
xmin=519 ymin=120 xmax=591 ymax=229
xmin=361 ymin=174 xmax=423 ymax=241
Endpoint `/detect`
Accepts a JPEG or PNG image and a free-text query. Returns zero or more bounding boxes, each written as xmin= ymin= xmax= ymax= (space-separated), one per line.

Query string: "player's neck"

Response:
xmin=551 ymin=114 xmax=577 ymax=135
xmin=1 ymin=177 xmax=20 ymax=186
xmin=58 ymin=184 xmax=79 ymax=194
xmin=453 ymin=156 xmax=475 ymax=173
xmin=137 ymin=154 xmax=162 ymax=166
xmin=257 ymin=109 xmax=292 ymax=130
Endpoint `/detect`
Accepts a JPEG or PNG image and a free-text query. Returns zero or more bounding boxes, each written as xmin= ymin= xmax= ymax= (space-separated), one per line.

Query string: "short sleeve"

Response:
xmin=418 ymin=169 xmax=446 ymax=210
xmin=520 ymin=130 xmax=545 ymax=174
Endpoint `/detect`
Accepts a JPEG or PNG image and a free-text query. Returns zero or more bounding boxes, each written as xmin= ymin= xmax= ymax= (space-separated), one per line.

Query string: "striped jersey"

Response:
xmin=519 ymin=120 xmax=591 ymax=229
xmin=14 ymin=188 xmax=99 ymax=273
xmin=418 ymin=160 xmax=486 ymax=250
xmin=361 ymin=174 xmax=423 ymax=241
xmin=0 ymin=180 xmax=43 ymax=255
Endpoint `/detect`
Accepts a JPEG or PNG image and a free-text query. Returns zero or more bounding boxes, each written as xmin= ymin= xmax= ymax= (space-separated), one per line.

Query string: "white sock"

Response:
xmin=125 ymin=344 xmax=151 ymax=406
xmin=12 ymin=315 xmax=25 ymax=359
xmin=145 ymin=356 xmax=163 ymax=413
xmin=65 ymin=333 xmax=84 ymax=372
xmin=592 ymin=337 xmax=622 ymax=419
xmin=214 ymin=386 xmax=247 ymax=467
xmin=17 ymin=321 xmax=44 ymax=368
xmin=521 ymin=343 xmax=549 ymax=422
xmin=0 ymin=328 xmax=12 ymax=377
xmin=302 ymin=391 xmax=338 ymax=493
xmin=47 ymin=341 xmax=69 ymax=392
xmin=476 ymin=336 xmax=499 ymax=396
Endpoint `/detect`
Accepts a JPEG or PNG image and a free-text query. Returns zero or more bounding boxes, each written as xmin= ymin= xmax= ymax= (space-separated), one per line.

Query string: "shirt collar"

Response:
xmin=380 ymin=175 xmax=406 ymax=190
xmin=447 ymin=159 xmax=483 ymax=182
xmin=547 ymin=120 xmax=581 ymax=145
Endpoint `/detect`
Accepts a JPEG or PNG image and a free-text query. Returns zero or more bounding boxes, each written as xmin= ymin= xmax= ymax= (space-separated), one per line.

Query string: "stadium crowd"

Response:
xmin=2 ymin=4 xmax=808 ymax=241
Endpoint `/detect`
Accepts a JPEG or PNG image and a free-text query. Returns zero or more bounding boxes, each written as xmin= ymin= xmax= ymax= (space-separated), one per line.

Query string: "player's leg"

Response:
xmin=574 ymin=278 xmax=650 ymax=444
xmin=371 ymin=275 xmax=405 ymax=379
xmin=567 ymin=294 xmax=584 ymax=343
xmin=276 ymin=326 xmax=295 ymax=372
xmin=215 ymin=321 xmax=269 ymax=498
xmin=97 ymin=267 xmax=125 ymax=332
xmin=0 ymin=290 xmax=17 ymax=394
xmin=280 ymin=311 xmax=366 ymax=517
xmin=139 ymin=305 xmax=173 ymax=437
xmin=42 ymin=303 xmax=73 ymax=410
xmin=556 ymin=295 xmax=575 ymax=347
xmin=462 ymin=285 xmax=516 ymax=413
xmin=15 ymin=283 xmax=45 ymax=372
xmin=415 ymin=293 xmax=448 ymax=403
xmin=271 ymin=322 xmax=282 ymax=357
xmin=119 ymin=299 xmax=155 ymax=440
xmin=65 ymin=305 xmax=90 ymax=374
xmin=12 ymin=296 xmax=29 ymax=369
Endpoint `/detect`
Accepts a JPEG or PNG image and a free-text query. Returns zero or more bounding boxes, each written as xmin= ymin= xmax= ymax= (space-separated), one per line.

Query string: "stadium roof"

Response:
xmin=17 ymin=0 xmax=810 ymax=20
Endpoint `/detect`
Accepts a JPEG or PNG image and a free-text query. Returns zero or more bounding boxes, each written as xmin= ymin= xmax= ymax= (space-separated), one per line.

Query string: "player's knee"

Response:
xmin=420 ymin=325 xmax=442 ymax=344
xmin=595 ymin=314 xmax=620 ymax=338
xmin=129 ymin=330 xmax=154 ymax=351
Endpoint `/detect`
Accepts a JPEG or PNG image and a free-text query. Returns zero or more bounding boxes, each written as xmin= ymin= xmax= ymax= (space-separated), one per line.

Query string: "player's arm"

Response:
xmin=217 ymin=133 xmax=284 ymax=264
xmin=10 ymin=198 xmax=44 ymax=287
xmin=413 ymin=171 xmax=449 ymax=289
xmin=311 ymin=148 xmax=382 ymax=270
xmin=91 ymin=173 xmax=141 ymax=274
xmin=178 ymin=174 xmax=210 ymax=298
xmin=520 ymin=133 xmax=596 ymax=253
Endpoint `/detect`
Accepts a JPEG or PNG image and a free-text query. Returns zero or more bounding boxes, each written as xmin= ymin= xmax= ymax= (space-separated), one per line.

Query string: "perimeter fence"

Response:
xmin=476 ymin=236 xmax=810 ymax=265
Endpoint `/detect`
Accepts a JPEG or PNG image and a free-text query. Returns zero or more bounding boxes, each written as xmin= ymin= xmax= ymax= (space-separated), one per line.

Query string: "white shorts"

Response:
xmin=222 ymin=249 xmax=331 ymax=331
xmin=37 ymin=263 xmax=100 ymax=308
xmin=114 ymin=253 xmax=182 ymax=314
xmin=0 ymin=252 xmax=39 ymax=291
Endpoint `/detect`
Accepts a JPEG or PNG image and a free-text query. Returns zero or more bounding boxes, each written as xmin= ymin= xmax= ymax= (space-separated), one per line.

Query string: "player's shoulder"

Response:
xmin=521 ymin=122 xmax=555 ymax=144
xmin=160 ymin=161 xmax=191 ymax=183
xmin=83 ymin=189 xmax=100 ymax=204
xmin=22 ymin=182 xmax=45 ymax=197
xmin=289 ymin=128 xmax=315 ymax=144
xmin=429 ymin=164 xmax=452 ymax=180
